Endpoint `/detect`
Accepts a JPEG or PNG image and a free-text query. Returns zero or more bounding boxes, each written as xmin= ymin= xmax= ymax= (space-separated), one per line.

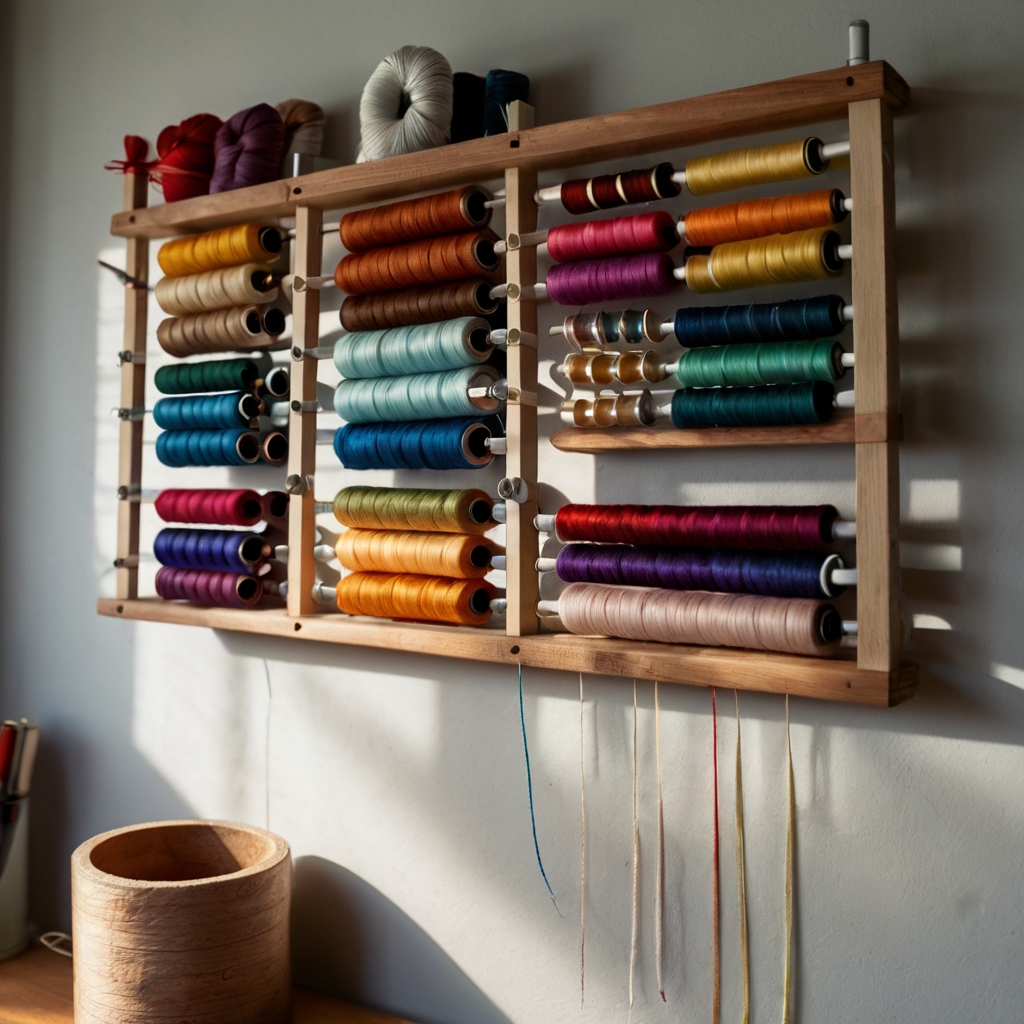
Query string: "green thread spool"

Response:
xmin=332 ymin=486 xmax=494 ymax=535
xmin=154 ymin=358 xmax=260 ymax=395
xmin=674 ymin=339 xmax=844 ymax=389
xmin=670 ymin=381 xmax=835 ymax=428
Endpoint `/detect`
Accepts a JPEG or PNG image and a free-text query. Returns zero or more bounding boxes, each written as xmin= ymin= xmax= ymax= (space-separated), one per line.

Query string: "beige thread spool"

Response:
xmin=155 ymin=263 xmax=279 ymax=316
xmin=71 ymin=820 xmax=291 ymax=1024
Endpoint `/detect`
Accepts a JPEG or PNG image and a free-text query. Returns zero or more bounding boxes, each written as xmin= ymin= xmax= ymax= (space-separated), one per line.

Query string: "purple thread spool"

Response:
xmin=546 ymin=254 xmax=677 ymax=306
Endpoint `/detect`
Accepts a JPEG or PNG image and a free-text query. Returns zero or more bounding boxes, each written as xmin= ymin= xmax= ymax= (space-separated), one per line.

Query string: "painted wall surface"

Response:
xmin=3 ymin=1 xmax=1024 ymax=1021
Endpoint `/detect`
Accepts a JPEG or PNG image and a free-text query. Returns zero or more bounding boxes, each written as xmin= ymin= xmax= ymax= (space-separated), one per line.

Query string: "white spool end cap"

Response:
xmin=841 ymin=352 xmax=855 ymax=368
xmin=537 ymin=600 xmax=560 ymax=615
xmin=536 ymin=557 xmax=557 ymax=572
xmin=491 ymin=555 xmax=506 ymax=571
xmin=832 ymin=519 xmax=858 ymax=540
xmin=535 ymin=513 xmax=557 ymax=532
xmin=313 ymin=544 xmax=335 ymax=563
xmin=485 ymin=437 xmax=507 ymax=454
xmin=311 ymin=581 xmax=335 ymax=604
xmin=837 ymin=243 xmax=853 ymax=261
xmin=274 ymin=544 xmax=289 ymax=563
xmin=832 ymin=567 xmax=859 ymax=587
xmin=835 ymin=390 xmax=856 ymax=409
xmin=848 ymin=20 xmax=869 ymax=66
xmin=491 ymin=501 xmax=507 ymax=524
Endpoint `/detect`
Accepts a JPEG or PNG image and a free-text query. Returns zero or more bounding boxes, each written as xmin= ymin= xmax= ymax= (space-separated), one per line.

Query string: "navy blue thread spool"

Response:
xmin=483 ymin=70 xmax=530 ymax=135
xmin=669 ymin=381 xmax=834 ymax=429
xmin=154 ymin=528 xmax=269 ymax=574
xmin=673 ymin=295 xmax=846 ymax=347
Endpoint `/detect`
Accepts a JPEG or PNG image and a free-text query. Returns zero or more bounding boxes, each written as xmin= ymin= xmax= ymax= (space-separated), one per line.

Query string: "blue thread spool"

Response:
xmin=333 ymin=318 xmax=493 ymax=378
xmin=334 ymin=416 xmax=501 ymax=471
xmin=484 ymin=70 xmax=530 ymax=135
xmin=156 ymin=428 xmax=262 ymax=467
xmin=154 ymin=528 xmax=268 ymax=573
xmin=673 ymin=295 xmax=846 ymax=347
xmin=153 ymin=392 xmax=262 ymax=430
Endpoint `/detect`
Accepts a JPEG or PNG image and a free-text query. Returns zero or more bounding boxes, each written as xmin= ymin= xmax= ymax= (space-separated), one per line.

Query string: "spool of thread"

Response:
xmin=259 ymin=367 xmax=291 ymax=403
xmin=149 ymin=114 xmax=223 ymax=204
xmin=334 ymin=229 xmax=500 ymax=295
xmin=154 ymin=528 xmax=270 ymax=574
xmin=337 ymin=529 xmax=500 ymax=578
xmin=156 ymin=305 xmax=285 ymax=358
xmin=560 ymin=392 xmax=653 ymax=428
xmin=158 ymin=224 xmax=284 ymax=278
xmin=211 ymin=104 xmax=286 ymax=193
xmin=340 ymin=186 xmax=492 ymax=252
xmin=261 ymin=432 xmax=289 ymax=465
xmin=334 ymin=416 xmax=499 ymax=471
xmin=554 ymin=545 xmax=846 ymax=599
xmin=683 ymin=138 xmax=826 ymax=196
xmin=276 ymin=99 xmax=325 ymax=169
xmin=262 ymin=490 xmax=289 ymax=526
xmin=561 ymin=309 xmax=665 ymax=348
xmin=334 ymin=365 xmax=501 ymax=424
xmin=153 ymin=392 xmax=262 ymax=430
xmin=340 ymin=278 xmax=498 ymax=332
xmin=553 ymin=503 xmax=840 ymax=550
xmin=335 ymin=571 xmax=495 ymax=626
xmin=155 ymin=428 xmax=262 ymax=467
xmin=333 ymin=485 xmax=494 ymax=534
xmin=674 ymin=295 xmax=846 ymax=346
xmin=155 ymin=565 xmax=262 ymax=608
xmin=563 ymin=350 xmax=668 ymax=386
xmin=674 ymin=339 xmax=845 ymax=388
xmin=558 ymin=163 xmax=681 ymax=215
xmin=358 ymin=46 xmax=453 ymax=162
xmin=546 ymin=211 xmax=679 ymax=263
xmin=547 ymin=253 xmax=677 ymax=306
xmin=155 ymin=489 xmax=265 ymax=527
xmin=483 ymin=69 xmax=530 ymax=135
xmin=333 ymin=318 xmax=493 ymax=378
xmin=685 ymin=227 xmax=843 ymax=293
xmin=450 ymin=73 xmax=486 ymax=143
xmin=682 ymin=189 xmax=846 ymax=246
xmin=555 ymin=582 xmax=842 ymax=657
xmin=670 ymin=381 xmax=835 ymax=428
xmin=155 ymin=263 xmax=278 ymax=316
xmin=154 ymin=357 xmax=261 ymax=395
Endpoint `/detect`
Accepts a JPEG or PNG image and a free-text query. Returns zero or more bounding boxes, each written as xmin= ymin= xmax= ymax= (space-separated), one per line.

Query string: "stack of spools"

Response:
xmin=540 ymin=502 xmax=855 ymax=657
xmin=154 ymin=223 xmax=291 ymax=468
xmin=330 ymin=486 xmax=501 ymax=626
xmin=152 ymin=488 xmax=289 ymax=609
xmin=331 ymin=185 xmax=507 ymax=471
xmin=539 ymin=135 xmax=854 ymax=431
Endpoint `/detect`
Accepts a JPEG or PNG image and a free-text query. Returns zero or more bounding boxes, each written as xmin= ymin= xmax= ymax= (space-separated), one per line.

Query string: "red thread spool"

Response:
xmin=559 ymin=163 xmax=681 ymax=215
xmin=155 ymin=489 xmax=264 ymax=527
xmin=683 ymin=189 xmax=846 ymax=247
xmin=547 ymin=211 xmax=678 ymax=263
xmin=150 ymin=114 xmax=224 ymax=204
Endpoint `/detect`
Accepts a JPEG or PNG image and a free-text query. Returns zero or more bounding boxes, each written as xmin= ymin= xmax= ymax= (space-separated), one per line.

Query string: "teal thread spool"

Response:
xmin=674 ymin=339 xmax=845 ymax=388
xmin=333 ymin=318 xmax=493 ymax=379
xmin=670 ymin=381 xmax=835 ymax=428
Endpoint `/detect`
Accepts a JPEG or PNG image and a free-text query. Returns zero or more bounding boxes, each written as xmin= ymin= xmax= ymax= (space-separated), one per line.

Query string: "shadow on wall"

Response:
xmin=291 ymin=856 xmax=512 ymax=1024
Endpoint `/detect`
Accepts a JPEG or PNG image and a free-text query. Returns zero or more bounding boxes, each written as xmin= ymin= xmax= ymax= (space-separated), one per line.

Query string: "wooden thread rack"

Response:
xmin=97 ymin=60 xmax=916 ymax=707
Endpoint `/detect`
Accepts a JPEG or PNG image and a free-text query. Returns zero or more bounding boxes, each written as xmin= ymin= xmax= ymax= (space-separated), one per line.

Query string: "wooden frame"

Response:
xmin=97 ymin=61 xmax=914 ymax=706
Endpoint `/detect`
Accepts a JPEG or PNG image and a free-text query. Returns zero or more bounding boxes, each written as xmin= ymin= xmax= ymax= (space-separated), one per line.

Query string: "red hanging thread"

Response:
xmin=151 ymin=114 xmax=224 ymax=203
xmin=104 ymin=135 xmax=155 ymax=176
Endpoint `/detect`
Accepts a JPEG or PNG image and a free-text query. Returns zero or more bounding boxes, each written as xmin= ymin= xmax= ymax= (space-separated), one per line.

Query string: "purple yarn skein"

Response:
xmin=546 ymin=253 xmax=677 ymax=306
xmin=210 ymin=103 xmax=286 ymax=193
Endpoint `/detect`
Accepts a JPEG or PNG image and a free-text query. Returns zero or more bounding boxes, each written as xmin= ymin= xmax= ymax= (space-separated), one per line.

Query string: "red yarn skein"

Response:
xmin=151 ymin=114 xmax=223 ymax=203
xmin=104 ymin=135 xmax=155 ymax=175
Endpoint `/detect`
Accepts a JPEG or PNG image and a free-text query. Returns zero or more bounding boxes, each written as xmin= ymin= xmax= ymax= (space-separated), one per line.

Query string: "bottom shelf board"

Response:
xmin=98 ymin=598 xmax=916 ymax=707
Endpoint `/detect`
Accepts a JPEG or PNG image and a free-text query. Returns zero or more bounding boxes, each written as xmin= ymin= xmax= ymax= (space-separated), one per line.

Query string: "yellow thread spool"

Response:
xmin=684 ymin=138 xmax=823 ymax=196
xmin=336 ymin=529 xmax=500 ymax=578
xmin=158 ymin=224 xmax=284 ymax=278
xmin=335 ymin=572 xmax=496 ymax=626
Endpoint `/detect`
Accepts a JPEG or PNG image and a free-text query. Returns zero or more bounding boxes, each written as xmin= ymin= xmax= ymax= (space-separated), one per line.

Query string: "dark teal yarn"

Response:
xmin=674 ymin=339 xmax=845 ymax=388
xmin=484 ymin=70 xmax=530 ymax=135
xmin=153 ymin=392 xmax=257 ymax=430
xmin=154 ymin=358 xmax=259 ymax=395
xmin=673 ymin=295 xmax=846 ymax=347
xmin=156 ymin=428 xmax=260 ymax=467
xmin=669 ymin=381 xmax=835 ymax=429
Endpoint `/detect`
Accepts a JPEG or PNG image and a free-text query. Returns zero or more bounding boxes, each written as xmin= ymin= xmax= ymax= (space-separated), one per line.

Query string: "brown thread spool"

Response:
xmin=335 ymin=572 xmax=496 ymax=626
xmin=339 ymin=278 xmax=498 ymax=331
xmin=336 ymin=529 xmax=501 ymax=578
xmin=340 ymin=185 xmax=493 ymax=252
xmin=334 ymin=229 xmax=501 ymax=295
xmin=158 ymin=224 xmax=284 ymax=277
xmin=155 ymin=263 xmax=277 ymax=316
xmin=156 ymin=304 xmax=285 ymax=357
xmin=682 ymin=189 xmax=846 ymax=246
xmin=684 ymin=138 xmax=826 ymax=196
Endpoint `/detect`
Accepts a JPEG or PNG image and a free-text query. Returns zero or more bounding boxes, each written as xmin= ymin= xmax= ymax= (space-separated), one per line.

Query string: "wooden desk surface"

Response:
xmin=0 ymin=944 xmax=414 ymax=1024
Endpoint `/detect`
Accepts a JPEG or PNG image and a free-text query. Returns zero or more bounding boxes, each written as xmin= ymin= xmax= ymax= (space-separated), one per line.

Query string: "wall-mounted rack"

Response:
xmin=97 ymin=60 xmax=915 ymax=708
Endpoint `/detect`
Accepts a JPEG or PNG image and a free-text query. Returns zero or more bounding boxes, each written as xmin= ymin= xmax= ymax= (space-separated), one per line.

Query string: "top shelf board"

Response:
xmin=111 ymin=62 xmax=908 ymax=240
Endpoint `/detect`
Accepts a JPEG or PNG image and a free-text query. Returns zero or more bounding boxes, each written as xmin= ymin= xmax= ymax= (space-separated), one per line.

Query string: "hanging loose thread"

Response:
xmin=629 ymin=680 xmax=641 ymax=1013
xmin=712 ymin=687 xmax=721 ymax=1024
xmin=340 ymin=278 xmax=499 ymax=332
xmin=579 ymin=672 xmax=587 ymax=1010
xmin=333 ymin=318 xmax=494 ymax=378
xmin=333 ymin=416 xmax=501 ymax=471
xmin=654 ymin=681 xmax=666 ymax=1002
xmin=519 ymin=664 xmax=559 ymax=909
xmin=735 ymin=691 xmax=750 ymax=1024
xmin=782 ymin=695 xmax=796 ymax=1024
xmin=158 ymin=224 xmax=284 ymax=278
xmin=332 ymin=485 xmax=494 ymax=534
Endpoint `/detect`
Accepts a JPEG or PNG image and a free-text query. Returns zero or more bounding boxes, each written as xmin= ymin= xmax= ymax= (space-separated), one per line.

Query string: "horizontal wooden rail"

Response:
xmin=111 ymin=62 xmax=908 ymax=239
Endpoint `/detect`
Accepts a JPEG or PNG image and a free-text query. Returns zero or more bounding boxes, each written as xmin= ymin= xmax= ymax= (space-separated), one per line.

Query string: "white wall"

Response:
xmin=3 ymin=1 xmax=1024 ymax=1021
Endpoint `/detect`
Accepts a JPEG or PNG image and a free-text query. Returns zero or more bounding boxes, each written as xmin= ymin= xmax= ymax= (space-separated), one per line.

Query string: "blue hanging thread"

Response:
xmin=484 ymin=70 xmax=530 ymax=135
xmin=153 ymin=392 xmax=257 ymax=430
xmin=333 ymin=415 xmax=502 ymax=471
xmin=673 ymin=294 xmax=846 ymax=347
xmin=519 ymin=663 xmax=558 ymax=909
xmin=670 ymin=381 xmax=834 ymax=429
xmin=156 ymin=428 xmax=261 ymax=467
xmin=154 ymin=527 xmax=267 ymax=574
xmin=334 ymin=366 xmax=495 ymax=424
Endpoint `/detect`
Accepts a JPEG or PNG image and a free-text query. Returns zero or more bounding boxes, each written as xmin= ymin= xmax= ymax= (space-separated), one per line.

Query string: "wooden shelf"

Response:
xmin=109 ymin=62 xmax=908 ymax=240
xmin=98 ymin=598 xmax=916 ymax=707
xmin=0 ymin=944 xmax=416 ymax=1024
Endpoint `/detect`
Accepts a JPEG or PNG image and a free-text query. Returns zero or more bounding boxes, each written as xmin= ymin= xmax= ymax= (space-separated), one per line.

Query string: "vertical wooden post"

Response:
xmin=116 ymin=173 xmax=149 ymax=599
xmin=504 ymin=101 xmax=539 ymax=637
xmin=287 ymin=205 xmax=323 ymax=616
xmin=849 ymin=99 xmax=900 ymax=674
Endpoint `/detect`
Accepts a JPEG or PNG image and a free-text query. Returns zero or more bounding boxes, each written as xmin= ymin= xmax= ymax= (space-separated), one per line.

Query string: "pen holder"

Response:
xmin=0 ymin=798 xmax=29 ymax=961
xmin=71 ymin=819 xmax=291 ymax=1024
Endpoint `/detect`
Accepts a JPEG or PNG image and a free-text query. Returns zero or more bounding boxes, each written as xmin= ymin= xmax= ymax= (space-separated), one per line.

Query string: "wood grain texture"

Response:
xmin=0 ymin=946 xmax=419 ymax=1024
xmin=111 ymin=63 xmax=909 ymax=240
xmin=287 ymin=207 xmax=323 ymax=616
xmin=97 ymin=598 xmax=915 ymax=706
xmin=71 ymin=821 xmax=291 ymax=1024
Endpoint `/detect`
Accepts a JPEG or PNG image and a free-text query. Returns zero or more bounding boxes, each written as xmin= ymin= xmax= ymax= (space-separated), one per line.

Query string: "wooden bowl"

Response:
xmin=71 ymin=819 xmax=290 ymax=1024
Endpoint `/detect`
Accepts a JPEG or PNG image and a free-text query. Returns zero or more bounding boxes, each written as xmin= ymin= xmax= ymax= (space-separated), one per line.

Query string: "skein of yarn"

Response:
xmin=358 ymin=46 xmax=454 ymax=162
xmin=483 ymin=70 xmax=530 ymax=135
xmin=276 ymin=99 xmax=325 ymax=173
xmin=211 ymin=104 xmax=286 ymax=193
xmin=150 ymin=114 xmax=223 ymax=203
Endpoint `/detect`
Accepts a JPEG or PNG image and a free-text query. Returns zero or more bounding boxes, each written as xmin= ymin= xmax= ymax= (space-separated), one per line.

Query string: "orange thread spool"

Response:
xmin=158 ymin=224 xmax=284 ymax=277
xmin=333 ymin=229 xmax=501 ymax=295
xmin=336 ymin=529 xmax=501 ymax=578
xmin=335 ymin=572 xmax=496 ymax=626
xmin=683 ymin=189 xmax=845 ymax=247
xmin=340 ymin=186 xmax=493 ymax=252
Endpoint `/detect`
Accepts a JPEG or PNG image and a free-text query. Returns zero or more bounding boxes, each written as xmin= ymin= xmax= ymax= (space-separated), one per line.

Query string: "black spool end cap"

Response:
xmin=818 ymin=606 xmax=843 ymax=644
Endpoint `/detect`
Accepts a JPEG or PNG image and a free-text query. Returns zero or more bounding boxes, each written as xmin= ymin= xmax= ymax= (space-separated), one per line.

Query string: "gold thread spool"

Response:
xmin=155 ymin=264 xmax=277 ymax=316
xmin=156 ymin=305 xmax=282 ymax=357
xmin=336 ymin=529 xmax=501 ymax=578
xmin=684 ymin=138 xmax=822 ymax=196
xmin=335 ymin=572 xmax=496 ymax=626
xmin=563 ymin=393 xmax=653 ymax=427
xmin=332 ymin=486 xmax=494 ymax=535
xmin=158 ymin=224 xmax=283 ymax=278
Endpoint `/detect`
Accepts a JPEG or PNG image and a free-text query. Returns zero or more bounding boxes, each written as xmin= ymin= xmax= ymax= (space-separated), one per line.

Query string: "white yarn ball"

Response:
xmin=357 ymin=45 xmax=454 ymax=163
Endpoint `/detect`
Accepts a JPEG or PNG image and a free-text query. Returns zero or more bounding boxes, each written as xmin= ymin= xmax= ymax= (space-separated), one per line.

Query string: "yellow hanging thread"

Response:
xmin=158 ymin=223 xmax=283 ymax=277
xmin=335 ymin=572 xmax=495 ymax=626
xmin=335 ymin=529 xmax=500 ymax=578
xmin=684 ymin=138 xmax=822 ymax=196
